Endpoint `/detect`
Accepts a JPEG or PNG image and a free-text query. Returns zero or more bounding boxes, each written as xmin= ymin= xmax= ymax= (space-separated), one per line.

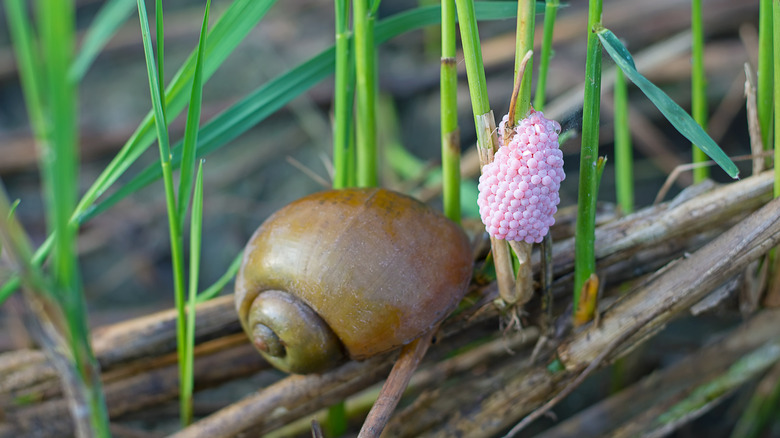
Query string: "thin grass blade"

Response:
xmin=178 ymin=0 xmax=211 ymax=225
xmin=196 ymin=251 xmax=241 ymax=303
xmin=155 ymin=0 xmax=165 ymax=117
xmin=137 ymin=0 xmax=189 ymax=427
xmin=183 ymin=160 xmax=205 ymax=425
xmin=597 ymin=27 xmax=739 ymax=179
xmin=70 ymin=0 xmax=136 ymax=81
xmin=5 ymin=0 xmax=47 ymax=139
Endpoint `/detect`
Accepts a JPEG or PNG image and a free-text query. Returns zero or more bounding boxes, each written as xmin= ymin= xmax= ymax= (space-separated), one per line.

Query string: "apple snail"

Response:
xmin=235 ymin=188 xmax=473 ymax=374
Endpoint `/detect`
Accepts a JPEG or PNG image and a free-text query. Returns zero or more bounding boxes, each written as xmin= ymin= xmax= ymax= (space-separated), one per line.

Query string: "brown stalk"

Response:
xmin=357 ymin=331 xmax=435 ymax=437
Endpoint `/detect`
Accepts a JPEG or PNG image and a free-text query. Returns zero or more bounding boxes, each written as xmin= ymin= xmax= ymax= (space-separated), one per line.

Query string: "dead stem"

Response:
xmin=358 ymin=331 xmax=435 ymax=437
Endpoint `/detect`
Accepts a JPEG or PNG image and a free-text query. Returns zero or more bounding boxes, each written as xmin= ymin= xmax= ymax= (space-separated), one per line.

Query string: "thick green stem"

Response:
xmin=454 ymin=0 xmax=514 ymax=302
xmin=759 ymin=0 xmax=774 ymax=154
xmin=441 ymin=0 xmax=460 ymax=223
xmin=512 ymin=0 xmax=535 ymax=122
xmin=534 ymin=0 xmax=559 ymax=111
xmin=691 ymin=0 xmax=709 ymax=182
xmin=614 ymin=69 xmax=634 ymax=214
xmin=774 ymin=0 xmax=780 ymax=198
xmin=354 ymin=0 xmax=380 ymax=187
xmin=573 ymin=0 xmax=602 ymax=309
xmin=333 ymin=0 xmax=352 ymax=189
xmin=454 ymin=0 xmax=490 ymax=117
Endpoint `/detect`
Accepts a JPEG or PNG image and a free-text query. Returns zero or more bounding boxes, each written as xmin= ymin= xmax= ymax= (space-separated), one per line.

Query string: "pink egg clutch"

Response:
xmin=477 ymin=110 xmax=565 ymax=243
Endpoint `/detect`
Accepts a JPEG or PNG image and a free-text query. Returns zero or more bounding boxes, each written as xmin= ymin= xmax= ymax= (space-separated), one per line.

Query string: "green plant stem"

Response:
xmin=333 ymin=0 xmax=353 ymax=189
xmin=454 ymin=0 xmax=490 ymax=118
xmin=182 ymin=160 xmax=204 ymax=426
xmin=454 ymin=0 xmax=516 ymax=305
xmin=573 ymin=0 xmax=603 ymax=309
xmin=354 ymin=0 xmax=380 ymax=187
xmin=512 ymin=0 xmax=535 ymax=122
xmin=35 ymin=0 xmax=112 ymax=434
xmin=775 ymin=0 xmax=780 ymax=198
xmin=441 ymin=0 xmax=460 ymax=223
xmin=136 ymin=0 xmax=188 ymax=427
xmin=759 ymin=0 xmax=774 ymax=154
xmin=534 ymin=0 xmax=559 ymax=111
xmin=614 ymin=69 xmax=634 ymax=214
xmin=691 ymin=0 xmax=708 ymax=182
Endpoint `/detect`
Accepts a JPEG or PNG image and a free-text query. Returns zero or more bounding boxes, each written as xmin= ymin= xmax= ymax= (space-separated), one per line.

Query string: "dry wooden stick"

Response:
xmin=358 ymin=331 xmax=435 ymax=437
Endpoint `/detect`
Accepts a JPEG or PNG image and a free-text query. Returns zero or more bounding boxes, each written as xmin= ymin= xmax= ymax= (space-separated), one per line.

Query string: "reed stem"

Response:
xmin=573 ymin=0 xmax=603 ymax=309
xmin=691 ymin=0 xmax=709 ymax=182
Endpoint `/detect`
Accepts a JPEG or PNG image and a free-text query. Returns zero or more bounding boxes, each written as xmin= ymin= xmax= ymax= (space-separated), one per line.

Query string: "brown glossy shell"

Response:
xmin=235 ymin=187 xmax=473 ymax=361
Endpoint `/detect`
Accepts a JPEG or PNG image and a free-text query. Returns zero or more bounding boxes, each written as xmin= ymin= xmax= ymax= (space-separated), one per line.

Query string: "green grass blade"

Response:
xmin=38 ymin=0 xmax=112 ymax=433
xmin=155 ymin=0 xmax=165 ymax=117
xmin=136 ymin=0 xmax=171 ymax=159
xmin=178 ymin=0 xmax=211 ymax=225
xmin=691 ymin=0 xmax=708 ymax=182
xmin=183 ymin=160 xmax=205 ymax=425
xmin=83 ymin=2 xmax=521 ymax=221
xmin=196 ymin=251 xmax=242 ymax=303
xmin=0 ymin=234 xmax=53 ymax=302
xmin=70 ymin=0 xmax=136 ymax=81
xmin=597 ymin=27 xmax=739 ymax=179
xmin=38 ymin=0 xmax=78 ymax=306
xmin=136 ymin=0 xmax=189 ymax=426
xmin=5 ymin=0 xmax=47 ymax=139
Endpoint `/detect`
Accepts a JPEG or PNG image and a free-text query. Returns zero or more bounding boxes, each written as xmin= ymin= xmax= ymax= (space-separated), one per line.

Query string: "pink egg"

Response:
xmin=476 ymin=110 xmax=565 ymax=242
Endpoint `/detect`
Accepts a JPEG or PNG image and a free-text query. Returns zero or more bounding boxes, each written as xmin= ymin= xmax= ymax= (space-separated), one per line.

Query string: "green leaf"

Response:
xmin=84 ymin=2 xmax=520 ymax=221
xmin=178 ymin=0 xmax=210 ymax=225
xmin=70 ymin=0 xmax=136 ymax=81
xmin=136 ymin=0 xmax=170 ymax=160
xmin=597 ymin=28 xmax=739 ymax=179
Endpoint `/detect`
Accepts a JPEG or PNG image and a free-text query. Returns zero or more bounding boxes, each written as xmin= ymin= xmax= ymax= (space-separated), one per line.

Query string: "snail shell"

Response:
xmin=235 ymin=188 xmax=473 ymax=374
